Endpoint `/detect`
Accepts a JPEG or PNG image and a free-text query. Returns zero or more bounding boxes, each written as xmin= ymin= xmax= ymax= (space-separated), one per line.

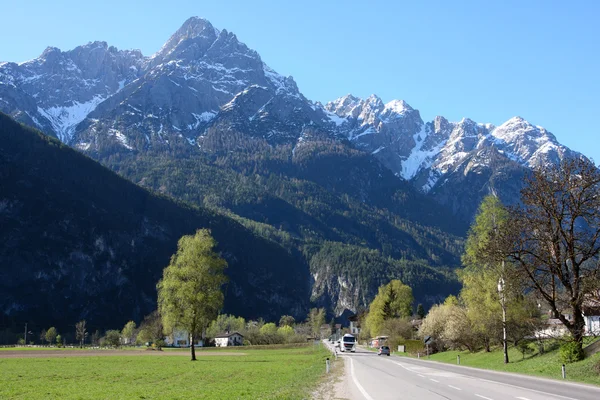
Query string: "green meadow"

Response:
xmin=0 ymin=345 xmax=329 ymax=399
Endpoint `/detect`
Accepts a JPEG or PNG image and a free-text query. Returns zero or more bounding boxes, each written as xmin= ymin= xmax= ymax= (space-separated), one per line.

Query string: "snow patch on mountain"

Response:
xmin=401 ymin=124 xmax=445 ymax=180
xmin=37 ymin=95 xmax=107 ymax=142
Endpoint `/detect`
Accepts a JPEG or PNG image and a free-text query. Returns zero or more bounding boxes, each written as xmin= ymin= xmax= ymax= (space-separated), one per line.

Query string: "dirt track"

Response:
xmin=0 ymin=349 xmax=246 ymax=358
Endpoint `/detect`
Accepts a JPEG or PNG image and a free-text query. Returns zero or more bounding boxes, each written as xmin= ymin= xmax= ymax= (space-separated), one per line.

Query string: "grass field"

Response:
xmin=0 ymin=344 xmax=330 ymax=399
xmin=410 ymin=344 xmax=600 ymax=386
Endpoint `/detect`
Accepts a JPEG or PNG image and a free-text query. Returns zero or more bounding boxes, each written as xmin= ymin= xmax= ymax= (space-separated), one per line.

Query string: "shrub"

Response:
xmin=516 ymin=340 xmax=534 ymax=360
xmin=560 ymin=341 xmax=584 ymax=363
xmin=593 ymin=359 xmax=600 ymax=375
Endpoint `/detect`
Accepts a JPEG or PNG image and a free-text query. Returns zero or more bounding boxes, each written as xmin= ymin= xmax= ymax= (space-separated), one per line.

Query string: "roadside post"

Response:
xmin=423 ymin=336 xmax=433 ymax=359
xmin=457 ymin=355 xmax=460 ymax=365
xmin=562 ymin=364 xmax=566 ymax=379
xmin=326 ymin=358 xmax=330 ymax=374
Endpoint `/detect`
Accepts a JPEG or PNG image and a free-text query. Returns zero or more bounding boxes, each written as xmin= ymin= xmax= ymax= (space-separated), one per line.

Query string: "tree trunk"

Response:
xmin=502 ymin=303 xmax=509 ymax=364
xmin=570 ymin=306 xmax=585 ymax=357
xmin=190 ymin=334 xmax=196 ymax=361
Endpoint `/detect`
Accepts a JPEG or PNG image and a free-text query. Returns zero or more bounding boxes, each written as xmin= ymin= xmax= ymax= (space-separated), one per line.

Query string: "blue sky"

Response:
xmin=2 ymin=0 xmax=599 ymax=161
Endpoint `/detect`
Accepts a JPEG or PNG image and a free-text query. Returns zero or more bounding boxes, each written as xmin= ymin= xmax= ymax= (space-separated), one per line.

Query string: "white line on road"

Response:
xmin=448 ymin=385 xmax=462 ymax=391
xmin=477 ymin=378 xmax=580 ymax=400
xmin=516 ymin=397 xmax=532 ymax=400
xmin=475 ymin=395 xmax=494 ymax=400
xmin=349 ymin=358 xmax=375 ymax=400
xmin=418 ymin=374 xmax=425 ymax=378
xmin=429 ymin=379 xmax=440 ymax=383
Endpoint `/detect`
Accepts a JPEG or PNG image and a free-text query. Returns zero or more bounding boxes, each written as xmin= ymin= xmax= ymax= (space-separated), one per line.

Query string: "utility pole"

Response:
xmin=24 ymin=323 xmax=27 ymax=345
xmin=498 ymin=262 xmax=508 ymax=364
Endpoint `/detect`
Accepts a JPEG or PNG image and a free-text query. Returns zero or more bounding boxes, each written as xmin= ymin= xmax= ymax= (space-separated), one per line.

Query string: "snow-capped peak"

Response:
xmin=383 ymin=99 xmax=413 ymax=115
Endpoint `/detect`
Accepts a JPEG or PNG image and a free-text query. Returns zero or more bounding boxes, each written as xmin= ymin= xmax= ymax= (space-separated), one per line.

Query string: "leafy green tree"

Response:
xmin=103 ymin=330 xmax=121 ymax=347
xmin=45 ymin=327 xmax=57 ymax=345
xmin=307 ymin=308 xmax=326 ymax=339
xmin=259 ymin=322 xmax=278 ymax=335
xmin=55 ymin=334 xmax=62 ymax=347
xmin=136 ymin=311 xmax=164 ymax=346
xmin=207 ymin=314 xmax=246 ymax=338
xmin=157 ymin=229 xmax=228 ymax=361
xmin=277 ymin=325 xmax=294 ymax=337
xmin=121 ymin=321 xmax=137 ymax=345
xmin=279 ymin=315 xmax=295 ymax=327
xmin=462 ymin=195 xmax=513 ymax=363
xmin=365 ymin=280 xmax=413 ymax=337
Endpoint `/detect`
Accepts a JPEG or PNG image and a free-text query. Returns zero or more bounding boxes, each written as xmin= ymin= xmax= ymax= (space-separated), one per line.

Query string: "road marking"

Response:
xmin=475 ymin=395 xmax=493 ymax=400
xmin=478 ymin=378 xmax=579 ymax=400
xmin=418 ymin=374 xmax=425 ymax=378
xmin=448 ymin=385 xmax=462 ymax=391
xmin=429 ymin=378 xmax=440 ymax=383
xmin=349 ymin=358 xmax=375 ymax=400
xmin=516 ymin=397 xmax=532 ymax=400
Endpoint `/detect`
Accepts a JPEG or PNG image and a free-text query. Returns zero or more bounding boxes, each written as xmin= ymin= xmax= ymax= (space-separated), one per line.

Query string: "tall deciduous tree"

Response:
xmin=279 ymin=315 xmax=295 ymax=327
xmin=307 ymin=308 xmax=326 ymax=339
xmin=365 ymin=280 xmax=413 ymax=337
xmin=75 ymin=320 xmax=87 ymax=348
xmin=45 ymin=327 xmax=57 ymax=345
xmin=157 ymin=229 xmax=228 ymax=361
xmin=121 ymin=321 xmax=137 ymax=346
xmin=507 ymin=158 xmax=600 ymax=356
xmin=462 ymin=195 xmax=513 ymax=363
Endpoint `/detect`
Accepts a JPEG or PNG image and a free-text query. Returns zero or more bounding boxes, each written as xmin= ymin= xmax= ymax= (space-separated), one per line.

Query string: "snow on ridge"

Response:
xmin=108 ymin=128 xmax=133 ymax=150
xmin=37 ymin=95 xmax=107 ymax=142
xmin=401 ymin=124 xmax=446 ymax=180
xmin=325 ymin=110 xmax=347 ymax=126
xmin=263 ymin=63 xmax=286 ymax=91
xmin=383 ymin=99 xmax=412 ymax=115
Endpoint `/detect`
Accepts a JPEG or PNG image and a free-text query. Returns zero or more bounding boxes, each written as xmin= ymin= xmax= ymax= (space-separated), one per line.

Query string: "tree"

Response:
xmin=259 ymin=322 xmax=278 ymax=335
xmin=279 ymin=315 xmax=295 ymax=327
xmin=207 ymin=314 xmax=246 ymax=338
xmin=55 ymin=335 xmax=62 ymax=347
xmin=416 ymin=304 xmax=425 ymax=320
xmin=278 ymin=325 xmax=294 ymax=338
xmin=507 ymin=158 xmax=600 ymax=357
xmin=307 ymin=308 xmax=326 ymax=339
xmin=462 ymin=195 xmax=512 ymax=363
xmin=365 ymin=280 xmax=413 ymax=337
xmin=136 ymin=311 xmax=164 ymax=346
xmin=103 ymin=330 xmax=121 ymax=347
xmin=75 ymin=320 xmax=87 ymax=348
xmin=122 ymin=321 xmax=137 ymax=346
xmin=45 ymin=327 xmax=57 ymax=345
xmin=91 ymin=330 xmax=101 ymax=346
xmin=39 ymin=329 xmax=47 ymax=344
xmin=157 ymin=229 xmax=228 ymax=361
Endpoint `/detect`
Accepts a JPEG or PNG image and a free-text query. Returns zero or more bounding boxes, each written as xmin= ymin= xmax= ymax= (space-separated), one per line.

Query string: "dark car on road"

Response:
xmin=378 ymin=345 xmax=390 ymax=356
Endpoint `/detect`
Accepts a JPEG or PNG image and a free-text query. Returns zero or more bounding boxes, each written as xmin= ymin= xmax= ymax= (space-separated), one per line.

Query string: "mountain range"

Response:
xmin=0 ymin=17 xmax=583 ymax=330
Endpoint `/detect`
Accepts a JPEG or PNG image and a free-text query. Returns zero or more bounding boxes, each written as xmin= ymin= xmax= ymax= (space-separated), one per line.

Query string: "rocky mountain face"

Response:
xmin=325 ymin=96 xmax=581 ymax=219
xmin=0 ymin=17 xmax=586 ymax=323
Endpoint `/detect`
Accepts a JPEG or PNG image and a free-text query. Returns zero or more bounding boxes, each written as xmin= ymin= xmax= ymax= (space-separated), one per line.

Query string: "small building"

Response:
xmin=215 ymin=332 xmax=244 ymax=347
xmin=583 ymin=294 xmax=600 ymax=336
xmin=164 ymin=330 xmax=204 ymax=347
xmin=348 ymin=315 xmax=361 ymax=335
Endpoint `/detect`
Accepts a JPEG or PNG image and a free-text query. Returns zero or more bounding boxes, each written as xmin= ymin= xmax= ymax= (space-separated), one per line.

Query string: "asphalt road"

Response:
xmin=326 ymin=344 xmax=600 ymax=400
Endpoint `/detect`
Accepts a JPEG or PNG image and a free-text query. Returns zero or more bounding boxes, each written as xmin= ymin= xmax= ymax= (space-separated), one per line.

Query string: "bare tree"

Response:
xmin=507 ymin=157 xmax=600 ymax=355
xmin=75 ymin=320 xmax=87 ymax=348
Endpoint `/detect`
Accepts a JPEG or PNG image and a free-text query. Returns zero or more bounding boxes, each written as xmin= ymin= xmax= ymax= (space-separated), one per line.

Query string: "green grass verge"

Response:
xmin=410 ymin=344 xmax=600 ymax=386
xmin=0 ymin=345 xmax=330 ymax=399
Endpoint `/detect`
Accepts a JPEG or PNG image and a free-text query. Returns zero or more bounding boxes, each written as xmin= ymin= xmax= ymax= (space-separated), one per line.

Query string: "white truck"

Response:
xmin=340 ymin=333 xmax=356 ymax=352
